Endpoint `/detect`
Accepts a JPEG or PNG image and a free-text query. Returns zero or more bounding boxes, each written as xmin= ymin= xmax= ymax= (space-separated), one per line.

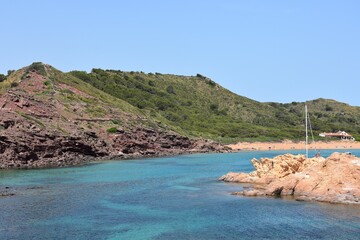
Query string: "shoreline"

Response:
xmin=0 ymin=148 xmax=228 ymax=170
xmin=2 ymin=140 xmax=360 ymax=170
xmin=220 ymin=152 xmax=360 ymax=204
xmin=227 ymin=140 xmax=360 ymax=152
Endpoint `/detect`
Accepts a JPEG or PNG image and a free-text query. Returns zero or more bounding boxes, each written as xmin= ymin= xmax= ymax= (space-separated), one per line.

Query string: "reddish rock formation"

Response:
xmin=0 ymin=123 xmax=229 ymax=169
xmin=0 ymin=67 xmax=230 ymax=169
xmin=220 ymin=153 xmax=360 ymax=204
xmin=0 ymin=115 xmax=229 ymax=169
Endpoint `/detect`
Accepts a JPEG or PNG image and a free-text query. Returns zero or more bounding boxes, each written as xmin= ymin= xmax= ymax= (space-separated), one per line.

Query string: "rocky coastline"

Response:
xmin=0 ymin=123 xmax=229 ymax=169
xmin=220 ymin=152 xmax=360 ymax=204
xmin=0 ymin=68 xmax=230 ymax=169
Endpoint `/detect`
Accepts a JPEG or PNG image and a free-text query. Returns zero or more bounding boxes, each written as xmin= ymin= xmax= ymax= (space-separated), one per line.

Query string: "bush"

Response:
xmin=27 ymin=62 xmax=46 ymax=76
xmin=165 ymin=112 xmax=181 ymax=122
xmin=60 ymin=89 xmax=74 ymax=95
xmin=111 ymin=119 xmax=121 ymax=125
xmin=136 ymin=101 xmax=146 ymax=109
xmin=210 ymin=103 xmax=218 ymax=111
xmin=148 ymin=80 xmax=156 ymax=87
xmin=182 ymin=100 xmax=192 ymax=106
xmin=134 ymin=76 xmax=145 ymax=82
xmin=70 ymin=71 xmax=92 ymax=82
xmin=325 ymin=105 xmax=333 ymax=111
xmin=156 ymin=99 xmax=174 ymax=111
xmin=206 ymin=79 xmax=216 ymax=87
xmin=0 ymin=74 xmax=6 ymax=82
xmin=196 ymin=73 xmax=206 ymax=79
xmin=166 ymin=85 xmax=176 ymax=94
xmin=10 ymin=82 xmax=18 ymax=87
xmin=106 ymin=127 xmax=118 ymax=133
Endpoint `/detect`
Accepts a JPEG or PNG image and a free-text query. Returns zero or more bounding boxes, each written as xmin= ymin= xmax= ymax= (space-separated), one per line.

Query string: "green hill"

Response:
xmin=0 ymin=62 xmax=157 ymax=133
xmin=69 ymin=68 xmax=360 ymax=142
xmin=2 ymin=62 xmax=359 ymax=143
xmin=270 ymin=99 xmax=360 ymax=140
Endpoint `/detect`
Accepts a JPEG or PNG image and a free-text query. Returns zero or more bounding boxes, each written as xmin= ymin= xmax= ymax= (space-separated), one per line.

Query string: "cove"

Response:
xmin=1 ymin=149 xmax=360 ymax=239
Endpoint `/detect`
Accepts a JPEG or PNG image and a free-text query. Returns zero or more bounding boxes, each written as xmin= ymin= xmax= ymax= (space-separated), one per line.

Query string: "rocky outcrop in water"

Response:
xmin=220 ymin=153 xmax=360 ymax=204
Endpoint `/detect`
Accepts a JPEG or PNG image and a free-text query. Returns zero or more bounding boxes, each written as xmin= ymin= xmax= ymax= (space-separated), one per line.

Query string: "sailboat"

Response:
xmin=305 ymin=104 xmax=309 ymax=158
xmin=305 ymin=103 xmax=315 ymax=158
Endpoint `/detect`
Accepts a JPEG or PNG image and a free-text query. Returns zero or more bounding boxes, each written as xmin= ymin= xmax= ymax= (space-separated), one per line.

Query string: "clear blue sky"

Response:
xmin=1 ymin=1 xmax=360 ymax=105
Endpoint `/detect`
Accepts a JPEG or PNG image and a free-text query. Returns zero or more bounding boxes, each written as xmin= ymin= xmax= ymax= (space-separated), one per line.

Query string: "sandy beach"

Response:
xmin=227 ymin=140 xmax=360 ymax=151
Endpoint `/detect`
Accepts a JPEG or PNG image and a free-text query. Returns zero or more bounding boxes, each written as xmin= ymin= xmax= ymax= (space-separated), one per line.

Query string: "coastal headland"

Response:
xmin=1 ymin=63 xmax=360 ymax=169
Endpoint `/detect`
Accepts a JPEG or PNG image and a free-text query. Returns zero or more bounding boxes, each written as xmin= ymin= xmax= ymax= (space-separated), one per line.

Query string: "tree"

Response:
xmin=325 ymin=105 xmax=333 ymax=111
xmin=0 ymin=74 xmax=6 ymax=82
xmin=196 ymin=73 xmax=206 ymax=79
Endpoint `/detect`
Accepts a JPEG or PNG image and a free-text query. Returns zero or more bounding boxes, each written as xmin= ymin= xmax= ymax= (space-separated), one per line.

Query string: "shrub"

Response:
xmin=10 ymin=82 xmax=18 ymax=87
xmin=156 ymin=99 xmax=174 ymax=111
xmin=206 ymin=80 xmax=216 ymax=87
xmin=60 ymin=89 xmax=74 ymax=95
xmin=106 ymin=127 xmax=118 ymax=133
xmin=136 ymin=101 xmax=146 ymax=109
xmin=325 ymin=105 xmax=333 ymax=111
xmin=111 ymin=119 xmax=121 ymax=125
xmin=210 ymin=103 xmax=218 ymax=111
xmin=182 ymin=100 xmax=192 ymax=106
xmin=0 ymin=74 xmax=6 ymax=82
xmin=166 ymin=85 xmax=176 ymax=94
xmin=148 ymin=80 xmax=156 ymax=87
xmin=27 ymin=62 xmax=46 ymax=76
xmin=134 ymin=76 xmax=145 ymax=82
xmin=196 ymin=73 xmax=206 ymax=79
xmin=165 ymin=112 xmax=181 ymax=122
xmin=70 ymin=71 xmax=92 ymax=82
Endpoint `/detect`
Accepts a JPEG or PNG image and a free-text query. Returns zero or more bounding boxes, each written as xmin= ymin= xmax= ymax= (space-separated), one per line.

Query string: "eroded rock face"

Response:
xmin=0 ymin=103 xmax=229 ymax=169
xmin=0 ymin=122 xmax=229 ymax=169
xmin=0 ymin=130 xmax=109 ymax=169
xmin=0 ymin=72 xmax=230 ymax=169
xmin=220 ymin=153 xmax=360 ymax=204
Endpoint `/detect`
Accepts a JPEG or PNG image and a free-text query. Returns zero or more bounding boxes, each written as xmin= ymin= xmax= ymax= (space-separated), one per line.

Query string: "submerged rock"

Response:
xmin=220 ymin=152 xmax=360 ymax=204
xmin=0 ymin=187 xmax=15 ymax=197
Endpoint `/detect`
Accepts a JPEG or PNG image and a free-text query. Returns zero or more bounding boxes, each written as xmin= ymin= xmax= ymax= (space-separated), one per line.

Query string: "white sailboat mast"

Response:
xmin=305 ymin=104 xmax=308 ymax=158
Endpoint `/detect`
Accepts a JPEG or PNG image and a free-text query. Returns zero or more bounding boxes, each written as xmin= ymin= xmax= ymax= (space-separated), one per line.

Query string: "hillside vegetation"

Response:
xmin=1 ymin=63 xmax=229 ymax=168
xmin=69 ymin=68 xmax=360 ymax=142
xmin=1 ymin=62 xmax=359 ymax=143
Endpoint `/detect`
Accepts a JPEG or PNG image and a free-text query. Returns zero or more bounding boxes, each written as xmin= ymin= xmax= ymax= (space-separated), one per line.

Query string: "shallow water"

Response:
xmin=1 ymin=149 xmax=360 ymax=239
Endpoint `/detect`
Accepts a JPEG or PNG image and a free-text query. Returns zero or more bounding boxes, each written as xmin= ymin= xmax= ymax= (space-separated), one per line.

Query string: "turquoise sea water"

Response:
xmin=1 ymin=149 xmax=360 ymax=239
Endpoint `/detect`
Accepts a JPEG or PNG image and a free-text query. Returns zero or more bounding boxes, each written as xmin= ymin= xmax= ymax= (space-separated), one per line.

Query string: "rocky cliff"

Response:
xmin=220 ymin=153 xmax=360 ymax=204
xmin=0 ymin=63 xmax=228 ymax=169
